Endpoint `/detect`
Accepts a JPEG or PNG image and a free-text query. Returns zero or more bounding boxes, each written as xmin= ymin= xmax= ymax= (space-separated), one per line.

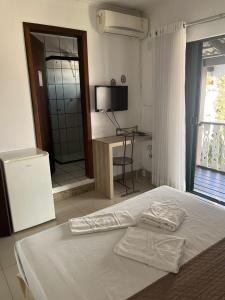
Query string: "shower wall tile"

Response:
xmin=62 ymin=69 xmax=75 ymax=84
xmin=76 ymin=85 xmax=81 ymax=98
xmin=51 ymin=115 xmax=58 ymax=130
xmin=70 ymin=61 xmax=77 ymax=70
xmin=54 ymin=143 xmax=61 ymax=155
xmin=77 ymin=114 xmax=82 ymax=126
xmin=45 ymin=34 xmax=83 ymax=163
xmin=63 ymin=85 xmax=76 ymax=98
xmin=73 ymin=114 xmax=79 ymax=127
xmin=66 ymin=114 xmax=76 ymax=128
xmin=47 ymin=69 xmax=55 ymax=84
xmin=52 ymin=130 xmax=60 ymax=143
xmin=68 ymin=142 xmax=74 ymax=154
xmin=80 ymin=137 xmax=84 ymax=151
xmin=75 ymin=98 xmax=82 ymax=112
xmin=56 ymin=85 xmax=64 ymax=99
xmin=53 ymin=60 xmax=62 ymax=69
xmin=61 ymin=60 xmax=71 ymax=69
xmin=79 ymin=129 xmax=84 ymax=142
xmin=49 ymin=100 xmax=57 ymax=114
xmin=67 ymin=128 xmax=77 ymax=141
xmin=60 ymin=129 xmax=67 ymax=142
xmin=56 ymin=100 xmax=65 ymax=114
xmin=54 ymin=69 xmax=63 ymax=84
xmin=68 ymin=142 xmax=80 ymax=154
xmin=46 ymin=60 xmax=54 ymax=68
xmin=48 ymin=85 xmax=56 ymax=100
xmin=65 ymin=99 xmax=76 ymax=113
xmin=61 ymin=142 xmax=68 ymax=155
xmin=73 ymin=100 xmax=79 ymax=113
xmin=75 ymin=70 xmax=80 ymax=83
xmin=74 ymin=61 xmax=79 ymax=69
xmin=58 ymin=114 xmax=66 ymax=128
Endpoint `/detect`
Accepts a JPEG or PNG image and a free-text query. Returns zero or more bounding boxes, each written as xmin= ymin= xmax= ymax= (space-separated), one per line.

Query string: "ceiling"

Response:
xmin=78 ymin=0 xmax=164 ymax=11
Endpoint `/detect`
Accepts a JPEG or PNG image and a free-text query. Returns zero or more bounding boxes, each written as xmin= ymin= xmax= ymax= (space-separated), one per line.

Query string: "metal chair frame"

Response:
xmin=114 ymin=126 xmax=139 ymax=197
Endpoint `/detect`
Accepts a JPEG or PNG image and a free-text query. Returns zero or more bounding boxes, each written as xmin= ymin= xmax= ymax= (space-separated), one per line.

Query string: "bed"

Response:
xmin=15 ymin=186 xmax=225 ymax=300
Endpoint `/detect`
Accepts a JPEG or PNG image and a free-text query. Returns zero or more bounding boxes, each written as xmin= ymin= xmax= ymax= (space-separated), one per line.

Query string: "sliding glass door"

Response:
xmin=186 ymin=36 xmax=225 ymax=204
xmin=185 ymin=41 xmax=203 ymax=192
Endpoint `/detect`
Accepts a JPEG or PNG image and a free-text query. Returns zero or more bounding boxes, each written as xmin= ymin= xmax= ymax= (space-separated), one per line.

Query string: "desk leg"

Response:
xmin=93 ymin=141 xmax=114 ymax=199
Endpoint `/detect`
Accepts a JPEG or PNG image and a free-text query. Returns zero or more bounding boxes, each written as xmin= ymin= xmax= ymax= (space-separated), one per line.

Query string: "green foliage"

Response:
xmin=214 ymin=75 xmax=225 ymax=121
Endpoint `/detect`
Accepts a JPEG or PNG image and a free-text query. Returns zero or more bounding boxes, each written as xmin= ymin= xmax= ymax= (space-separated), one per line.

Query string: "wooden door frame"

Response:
xmin=0 ymin=162 xmax=13 ymax=236
xmin=23 ymin=22 xmax=93 ymax=178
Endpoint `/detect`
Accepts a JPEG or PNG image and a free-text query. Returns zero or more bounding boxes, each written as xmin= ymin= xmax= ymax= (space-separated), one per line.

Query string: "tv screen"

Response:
xmin=95 ymin=86 xmax=128 ymax=112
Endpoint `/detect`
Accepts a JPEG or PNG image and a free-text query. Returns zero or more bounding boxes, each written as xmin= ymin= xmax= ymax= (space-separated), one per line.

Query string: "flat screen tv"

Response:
xmin=95 ymin=86 xmax=128 ymax=112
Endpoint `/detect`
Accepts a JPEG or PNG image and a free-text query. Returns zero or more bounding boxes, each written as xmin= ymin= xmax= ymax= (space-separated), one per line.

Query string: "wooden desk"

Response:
xmin=93 ymin=135 xmax=151 ymax=199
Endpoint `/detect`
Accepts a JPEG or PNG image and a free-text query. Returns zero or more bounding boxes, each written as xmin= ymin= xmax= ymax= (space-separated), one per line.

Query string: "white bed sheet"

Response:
xmin=15 ymin=186 xmax=225 ymax=300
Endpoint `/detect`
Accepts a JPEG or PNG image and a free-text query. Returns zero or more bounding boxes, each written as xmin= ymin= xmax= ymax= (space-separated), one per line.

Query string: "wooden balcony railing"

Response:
xmin=197 ymin=121 xmax=225 ymax=172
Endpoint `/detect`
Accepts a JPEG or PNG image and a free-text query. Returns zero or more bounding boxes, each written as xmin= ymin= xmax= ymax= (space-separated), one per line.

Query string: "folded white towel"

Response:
xmin=114 ymin=227 xmax=185 ymax=273
xmin=69 ymin=211 xmax=136 ymax=235
xmin=139 ymin=201 xmax=186 ymax=232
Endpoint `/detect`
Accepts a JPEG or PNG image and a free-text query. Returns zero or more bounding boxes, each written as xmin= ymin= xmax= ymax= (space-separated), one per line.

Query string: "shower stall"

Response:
xmin=45 ymin=35 xmax=84 ymax=164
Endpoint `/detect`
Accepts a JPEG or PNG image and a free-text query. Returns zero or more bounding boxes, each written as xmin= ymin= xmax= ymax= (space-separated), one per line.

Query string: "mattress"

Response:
xmin=15 ymin=186 xmax=225 ymax=300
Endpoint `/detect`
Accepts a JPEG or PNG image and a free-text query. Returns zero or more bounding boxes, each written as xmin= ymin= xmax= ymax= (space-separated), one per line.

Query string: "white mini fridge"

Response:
xmin=0 ymin=148 xmax=55 ymax=232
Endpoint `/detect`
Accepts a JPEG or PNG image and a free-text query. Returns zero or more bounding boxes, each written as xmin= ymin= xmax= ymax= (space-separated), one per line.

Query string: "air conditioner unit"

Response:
xmin=97 ymin=10 xmax=148 ymax=39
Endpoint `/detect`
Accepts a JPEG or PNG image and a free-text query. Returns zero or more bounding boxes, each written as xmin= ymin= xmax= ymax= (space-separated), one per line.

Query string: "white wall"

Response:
xmin=140 ymin=0 xmax=225 ymax=172
xmin=0 ymin=0 xmax=141 ymax=154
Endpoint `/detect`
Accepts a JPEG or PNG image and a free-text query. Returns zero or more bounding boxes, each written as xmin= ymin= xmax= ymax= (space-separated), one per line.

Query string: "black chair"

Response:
xmin=113 ymin=126 xmax=139 ymax=196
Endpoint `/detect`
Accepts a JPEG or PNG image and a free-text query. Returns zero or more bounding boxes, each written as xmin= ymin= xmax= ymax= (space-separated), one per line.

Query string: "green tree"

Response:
xmin=214 ymin=75 xmax=225 ymax=121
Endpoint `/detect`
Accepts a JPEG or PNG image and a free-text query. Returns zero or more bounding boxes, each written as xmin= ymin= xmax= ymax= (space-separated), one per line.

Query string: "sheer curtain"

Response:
xmin=151 ymin=21 xmax=186 ymax=191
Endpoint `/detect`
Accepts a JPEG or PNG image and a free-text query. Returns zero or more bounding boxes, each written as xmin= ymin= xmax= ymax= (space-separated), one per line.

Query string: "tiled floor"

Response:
xmin=51 ymin=160 xmax=87 ymax=187
xmin=0 ymin=176 xmax=154 ymax=300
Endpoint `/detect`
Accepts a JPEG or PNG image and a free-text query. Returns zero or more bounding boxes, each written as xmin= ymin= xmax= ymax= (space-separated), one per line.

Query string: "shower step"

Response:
xmin=53 ymin=178 xmax=94 ymax=201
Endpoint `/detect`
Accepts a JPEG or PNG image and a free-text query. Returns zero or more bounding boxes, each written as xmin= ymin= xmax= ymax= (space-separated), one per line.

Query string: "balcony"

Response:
xmin=194 ymin=121 xmax=225 ymax=202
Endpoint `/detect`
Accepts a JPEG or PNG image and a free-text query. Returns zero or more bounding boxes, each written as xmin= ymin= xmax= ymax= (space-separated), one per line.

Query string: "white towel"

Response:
xmin=69 ymin=211 xmax=136 ymax=235
xmin=114 ymin=227 xmax=185 ymax=273
xmin=139 ymin=201 xmax=186 ymax=232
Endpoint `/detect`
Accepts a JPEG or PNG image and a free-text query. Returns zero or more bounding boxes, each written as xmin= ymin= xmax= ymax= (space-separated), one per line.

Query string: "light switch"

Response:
xmin=38 ymin=70 xmax=43 ymax=87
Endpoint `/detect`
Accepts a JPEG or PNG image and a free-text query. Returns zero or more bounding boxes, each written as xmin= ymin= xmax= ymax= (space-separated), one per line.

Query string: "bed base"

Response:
xmin=17 ymin=274 xmax=34 ymax=300
xmin=128 ymin=236 xmax=225 ymax=299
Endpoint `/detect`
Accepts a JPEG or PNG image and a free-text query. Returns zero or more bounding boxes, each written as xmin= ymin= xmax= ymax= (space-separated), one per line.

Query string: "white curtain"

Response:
xmin=151 ymin=21 xmax=186 ymax=191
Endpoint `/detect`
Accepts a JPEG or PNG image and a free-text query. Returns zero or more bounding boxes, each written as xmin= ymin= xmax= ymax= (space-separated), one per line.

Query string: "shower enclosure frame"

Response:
xmin=23 ymin=22 xmax=93 ymax=178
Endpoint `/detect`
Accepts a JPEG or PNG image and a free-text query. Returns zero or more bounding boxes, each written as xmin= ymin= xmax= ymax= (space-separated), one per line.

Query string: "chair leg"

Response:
xmin=131 ymin=163 xmax=135 ymax=192
xmin=122 ymin=165 xmax=125 ymax=185
xmin=115 ymin=165 xmax=130 ymax=190
xmin=124 ymin=166 xmax=128 ymax=194
xmin=121 ymin=164 xmax=139 ymax=198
